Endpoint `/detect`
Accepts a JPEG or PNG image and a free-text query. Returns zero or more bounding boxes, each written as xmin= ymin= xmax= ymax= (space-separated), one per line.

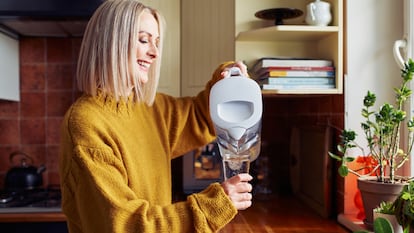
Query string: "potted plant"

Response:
xmin=329 ymin=58 xmax=414 ymax=226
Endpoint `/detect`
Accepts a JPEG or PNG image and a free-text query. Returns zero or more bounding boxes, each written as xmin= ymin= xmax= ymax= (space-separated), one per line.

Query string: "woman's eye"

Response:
xmin=139 ymin=39 xmax=149 ymax=44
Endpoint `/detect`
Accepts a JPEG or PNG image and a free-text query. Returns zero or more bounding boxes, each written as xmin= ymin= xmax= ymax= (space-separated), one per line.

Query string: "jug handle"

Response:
xmin=225 ymin=67 xmax=243 ymax=78
xmin=393 ymin=38 xmax=407 ymax=69
xmin=309 ymin=3 xmax=316 ymax=21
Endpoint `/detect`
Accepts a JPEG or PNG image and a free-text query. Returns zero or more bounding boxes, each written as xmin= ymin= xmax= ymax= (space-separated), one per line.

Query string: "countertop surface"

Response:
xmin=0 ymin=209 xmax=65 ymax=222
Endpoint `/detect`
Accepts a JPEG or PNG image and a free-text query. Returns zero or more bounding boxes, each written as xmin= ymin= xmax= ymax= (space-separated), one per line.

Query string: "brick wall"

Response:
xmin=0 ymin=37 xmax=81 ymax=188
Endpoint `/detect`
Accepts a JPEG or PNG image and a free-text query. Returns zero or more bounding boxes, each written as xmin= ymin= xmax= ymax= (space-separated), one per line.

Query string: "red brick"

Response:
xmin=20 ymin=64 xmax=46 ymax=91
xmin=0 ymin=119 xmax=19 ymax=144
xmin=46 ymin=117 xmax=63 ymax=144
xmin=21 ymin=92 xmax=46 ymax=117
xmin=47 ymin=91 xmax=74 ymax=117
xmin=21 ymin=118 xmax=46 ymax=144
xmin=20 ymin=38 xmax=46 ymax=64
xmin=46 ymin=38 xmax=73 ymax=63
xmin=47 ymin=64 xmax=75 ymax=90
xmin=0 ymin=101 xmax=19 ymax=118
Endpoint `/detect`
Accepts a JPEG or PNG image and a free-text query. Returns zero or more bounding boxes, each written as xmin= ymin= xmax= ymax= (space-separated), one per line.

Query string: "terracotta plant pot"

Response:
xmin=357 ymin=177 xmax=407 ymax=228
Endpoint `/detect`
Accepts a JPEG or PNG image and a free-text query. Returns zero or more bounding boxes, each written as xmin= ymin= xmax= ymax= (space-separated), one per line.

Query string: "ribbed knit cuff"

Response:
xmin=188 ymin=182 xmax=237 ymax=232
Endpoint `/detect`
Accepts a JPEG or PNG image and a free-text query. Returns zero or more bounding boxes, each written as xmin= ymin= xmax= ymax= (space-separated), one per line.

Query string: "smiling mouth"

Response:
xmin=138 ymin=60 xmax=150 ymax=69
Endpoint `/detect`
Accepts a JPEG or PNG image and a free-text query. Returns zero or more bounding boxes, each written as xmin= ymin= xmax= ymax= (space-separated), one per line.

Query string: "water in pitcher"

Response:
xmin=222 ymin=154 xmax=250 ymax=180
xmin=217 ymin=121 xmax=261 ymax=179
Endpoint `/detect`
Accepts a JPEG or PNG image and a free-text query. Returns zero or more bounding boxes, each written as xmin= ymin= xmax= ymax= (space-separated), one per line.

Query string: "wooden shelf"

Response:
xmin=236 ymin=25 xmax=340 ymax=42
xmin=235 ymin=0 xmax=343 ymax=95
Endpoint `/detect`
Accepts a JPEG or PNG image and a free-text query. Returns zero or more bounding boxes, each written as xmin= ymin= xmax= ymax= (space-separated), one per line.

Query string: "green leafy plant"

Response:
xmin=329 ymin=58 xmax=414 ymax=183
xmin=375 ymin=201 xmax=396 ymax=215
xmin=393 ymin=180 xmax=414 ymax=232
xmin=355 ymin=201 xmax=396 ymax=233
xmin=354 ymin=217 xmax=394 ymax=233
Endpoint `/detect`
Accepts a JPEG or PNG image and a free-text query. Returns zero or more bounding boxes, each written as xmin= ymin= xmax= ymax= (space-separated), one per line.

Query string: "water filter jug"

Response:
xmin=209 ymin=67 xmax=263 ymax=162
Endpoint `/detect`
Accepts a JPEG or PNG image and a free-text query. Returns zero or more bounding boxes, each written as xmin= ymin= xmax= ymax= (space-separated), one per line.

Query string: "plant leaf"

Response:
xmin=373 ymin=217 xmax=394 ymax=233
xmin=338 ymin=165 xmax=349 ymax=177
xmin=328 ymin=152 xmax=342 ymax=161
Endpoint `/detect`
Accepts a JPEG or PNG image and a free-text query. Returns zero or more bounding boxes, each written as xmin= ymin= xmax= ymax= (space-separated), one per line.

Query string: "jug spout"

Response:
xmin=228 ymin=127 xmax=246 ymax=141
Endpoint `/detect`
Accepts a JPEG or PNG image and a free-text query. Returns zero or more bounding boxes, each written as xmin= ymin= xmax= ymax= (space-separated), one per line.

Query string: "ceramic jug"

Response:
xmin=305 ymin=0 xmax=332 ymax=26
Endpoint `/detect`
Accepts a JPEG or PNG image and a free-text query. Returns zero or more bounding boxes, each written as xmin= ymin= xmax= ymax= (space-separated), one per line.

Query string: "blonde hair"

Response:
xmin=77 ymin=0 xmax=165 ymax=105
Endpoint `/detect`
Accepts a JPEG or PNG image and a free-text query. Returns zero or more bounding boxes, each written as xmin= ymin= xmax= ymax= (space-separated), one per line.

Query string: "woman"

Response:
xmin=59 ymin=0 xmax=253 ymax=232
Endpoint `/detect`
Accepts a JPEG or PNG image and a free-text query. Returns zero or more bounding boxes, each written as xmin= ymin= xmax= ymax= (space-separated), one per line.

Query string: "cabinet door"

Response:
xmin=181 ymin=0 xmax=235 ymax=97
xmin=142 ymin=0 xmax=181 ymax=97
xmin=0 ymin=32 xmax=19 ymax=101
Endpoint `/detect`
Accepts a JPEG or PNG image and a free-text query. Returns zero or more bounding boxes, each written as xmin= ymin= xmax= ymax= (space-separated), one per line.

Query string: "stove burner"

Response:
xmin=0 ymin=194 xmax=13 ymax=204
xmin=0 ymin=187 xmax=61 ymax=208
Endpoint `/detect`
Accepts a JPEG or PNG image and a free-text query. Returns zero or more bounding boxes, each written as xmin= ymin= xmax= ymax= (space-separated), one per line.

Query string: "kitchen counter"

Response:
xmin=0 ymin=210 xmax=66 ymax=222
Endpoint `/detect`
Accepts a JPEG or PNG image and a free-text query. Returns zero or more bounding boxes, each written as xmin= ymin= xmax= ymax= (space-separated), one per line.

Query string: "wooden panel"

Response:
xmin=289 ymin=125 xmax=333 ymax=218
xmin=142 ymin=0 xmax=181 ymax=97
xmin=181 ymin=0 xmax=235 ymax=97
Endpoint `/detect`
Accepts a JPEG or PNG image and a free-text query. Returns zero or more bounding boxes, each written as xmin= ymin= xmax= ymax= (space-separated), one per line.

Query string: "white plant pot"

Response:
xmin=373 ymin=211 xmax=403 ymax=233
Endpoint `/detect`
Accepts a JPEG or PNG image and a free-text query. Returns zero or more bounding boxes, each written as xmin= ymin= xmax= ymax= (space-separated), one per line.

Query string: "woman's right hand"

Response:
xmin=220 ymin=173 xmax=253 ymax=210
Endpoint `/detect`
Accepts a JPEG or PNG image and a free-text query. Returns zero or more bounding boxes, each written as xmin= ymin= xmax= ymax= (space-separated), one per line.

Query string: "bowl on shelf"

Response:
xmin=255 ymin=8 xmax=303 ymax=25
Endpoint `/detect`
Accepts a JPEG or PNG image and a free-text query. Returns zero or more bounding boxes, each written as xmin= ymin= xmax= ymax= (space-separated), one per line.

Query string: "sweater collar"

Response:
xmin=93 ymin=90 xmax=137 ymax=115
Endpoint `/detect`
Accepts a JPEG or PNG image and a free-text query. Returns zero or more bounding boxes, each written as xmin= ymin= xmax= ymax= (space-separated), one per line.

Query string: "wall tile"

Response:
xmin=20 ymin=92 xmax=46 ymax=117
xmin=0 ymin=100 xmax=19 ymax=118
xmin=47 ymin=64 xmax=74 ymax=90
xmin=46 ymin=117 xmax=63 ymax=145
xmin=46 ymin=145 xmax=59 ymax=172
xmin=46 ymin=38 xmax=73 ymax=63
xmin=20 ymin=38 xmax=46 ymax=64
xmin=0 ymin=146 xmax=19 ymax=171
xmin=20 ymin=118 xmax=46 ymax=144
xmin=47 ymin=91 xmax=74 ymax=117
xmin=20 ymin=64 xmax=46 ymax=91
xmin=0 ymin=119 xmax=19 ymax=144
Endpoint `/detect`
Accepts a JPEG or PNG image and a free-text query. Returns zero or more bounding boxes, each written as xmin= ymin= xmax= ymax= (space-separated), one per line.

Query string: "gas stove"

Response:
xmin=0 ymin=186 xmax=61 ymax=213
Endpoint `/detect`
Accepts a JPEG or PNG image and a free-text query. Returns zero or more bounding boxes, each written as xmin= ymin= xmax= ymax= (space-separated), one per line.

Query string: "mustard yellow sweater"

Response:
xmin=59 ymin=62 xmax=237 ymax=233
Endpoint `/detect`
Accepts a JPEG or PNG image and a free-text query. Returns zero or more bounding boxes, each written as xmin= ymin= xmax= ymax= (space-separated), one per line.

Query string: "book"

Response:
xmin=258 ymin=77 xmax=335 ymax=85
xmin=254 ymin=66 xmax=335 ymax=72
xmin=261 ymin=83 xmax=335 ymax=90
xmin=256 ymin=70 xmax=335 ymax=79
xmin=251 ymin=57 xmax=333 ymax=74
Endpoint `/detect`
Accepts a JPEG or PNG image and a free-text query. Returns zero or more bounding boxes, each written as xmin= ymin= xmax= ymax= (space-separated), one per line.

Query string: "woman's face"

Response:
xmin=136 ymin=11 xmax=160 ymax=84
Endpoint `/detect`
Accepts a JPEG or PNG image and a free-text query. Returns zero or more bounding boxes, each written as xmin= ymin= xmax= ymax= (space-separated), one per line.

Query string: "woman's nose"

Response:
xmin=148 ymin=44 xmax=159 ymax=58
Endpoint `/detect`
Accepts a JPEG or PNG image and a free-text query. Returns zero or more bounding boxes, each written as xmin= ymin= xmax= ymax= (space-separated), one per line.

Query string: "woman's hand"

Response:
xmin=221 ymin=173 xmax=253 ymax=210
xmin=220 ymin=61 xmax=249 ymax=78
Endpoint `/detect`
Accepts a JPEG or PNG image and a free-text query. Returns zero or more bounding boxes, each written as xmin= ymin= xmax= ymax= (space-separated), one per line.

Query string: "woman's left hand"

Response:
xmin=220 ymin=61 xmax=249 ymax=78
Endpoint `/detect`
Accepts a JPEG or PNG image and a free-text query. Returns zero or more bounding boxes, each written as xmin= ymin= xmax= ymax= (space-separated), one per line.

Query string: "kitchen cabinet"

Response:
xmin=235 ymin=0 xmax=343 ymax=95
xmin=0 ymin=32 xmax=19 ymax=101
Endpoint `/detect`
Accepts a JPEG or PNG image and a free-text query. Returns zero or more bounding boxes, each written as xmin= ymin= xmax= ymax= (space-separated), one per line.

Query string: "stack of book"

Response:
xmin=250 ymin=57 xmax=336 ymax=90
